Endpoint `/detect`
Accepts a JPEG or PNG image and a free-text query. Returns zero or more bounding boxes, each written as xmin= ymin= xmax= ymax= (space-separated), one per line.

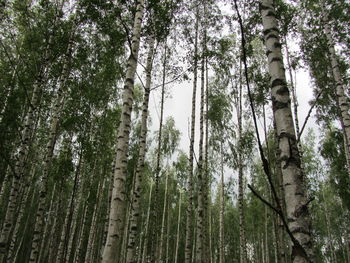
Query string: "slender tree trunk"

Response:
xmin=219 ymin=142 xmax=224 ymax=263
xmin=323 ymin=16 xmax=350 ymax=175
xmin=260 ymin=1 xmax=313 ymax=262
xmin=158 ymin=170 xmax=169 ymax=262
xmin=102 ymin=0 xmax=144 ymax=261
xmin=85 ymin=180 xmax=104 ymax=263
xmin=56 ymin=151 xmax=82 ymax=263
xmin=165 ymin=199 xmax=170 ymax=263
xmin=185 ymin=3 xmax=199 ymax=262
xmin=265 ymin=206 xmax=270 ymax=263
xmin=142 ymin=182 xmax=153 ymax=263
xmin=151 ymin=41 xmax=167 ymax=263
xmin=195 ymin=5 xmax=206 ymax=261
xmin=73 ymin=197 xmax=88 ymax=263
xmin=126 ymin=36 xmax=155 ymax=263
xmin=237 ymin=65 xmax=247 ymax=263
xmin=192 ymin=213 xmax=197 ymax=263
xmin=121 ymin=197 xmax=132 ymax=263
xmin=38 ymin=183 xmax=56 ymax=263
xmin=174 ymin=191 xmax=182 ymax=263
xmin=208 ymin=192 xmax=213 ymax=263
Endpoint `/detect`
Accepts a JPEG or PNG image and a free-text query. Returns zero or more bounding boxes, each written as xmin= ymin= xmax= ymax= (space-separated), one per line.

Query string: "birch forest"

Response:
xmin=0 ymin=0 xmax=350 ymax=262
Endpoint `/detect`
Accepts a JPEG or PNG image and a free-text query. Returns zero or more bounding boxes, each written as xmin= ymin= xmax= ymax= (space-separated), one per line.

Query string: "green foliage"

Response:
xmin=320 ymin=126 xmax=350 ymax=210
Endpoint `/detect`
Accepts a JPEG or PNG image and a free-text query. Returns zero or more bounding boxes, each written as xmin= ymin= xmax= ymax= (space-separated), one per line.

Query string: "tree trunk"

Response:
xmin=141 ymin=182 xmax=153 ymax=263
xmin=219 ymin=142 xmax=224 ymax=263
xmin=158 ymin=170 xmax=169 ymax=262
xmin=102 ymin=0 xmax=144 ymax=261
xmin=185 ymin=3 xmax=199 ymax=262
xmin=38 ymin=183 xmax=56 ymax=263
xmin=174 ymin=191 xmax=182 ymax=263
xmin=260 ymin=1 xmax=313 ymax=262
xmin=126 ymin=36 xmax=155 ymax=263
xmin=151 ymin=41 xmax=167 ymax=263
xmin=237 ymin=64 xmax=247 ymax=263
xmin=56 ymin=151 xmax=82 ymax=263
xmin=323 ymin=15 xmax=350 ymax=175
xmin=195 ymin=6 xmax=206 ymax=261
xmin=85 ymin=179 xmax=104 ymax=263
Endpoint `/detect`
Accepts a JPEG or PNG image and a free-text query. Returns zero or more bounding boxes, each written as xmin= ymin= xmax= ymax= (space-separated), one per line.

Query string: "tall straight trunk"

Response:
xmin=136 ymin=219 xmax=144 ymax=263
xmin=102 ymin=0 xmax=144 ymax=261
xmin=56 ymin=151 xmax=82 ymax=263
xmin=265 ymin=206 xmax=270 ymax=263
xmin=158 ymin=170 xmax=169 ymax=262
xmin=195 ymin=3 xmax=206 ymax=261
xmin=48 ymin=177 xmax=67 ymax=263
xmin=165 ymin=198 xmax=170 ymax=263
xmin=192 ymin=216 xmax=197 ymax=263
xmin=219 ymin=142 xmax=224 ymax=263
xmin=202 ymin=4 xmax=210 ymax=262
xmin=126 ymin=36 xmax=155 ymax=263
xmin=204 ymin=58 xmax=211 ymax=263
xmin=174 ymin=191 xmax=182 ymax=263
xmin=151 ymin=42 xmax=167 ymax=263
xmin=260 ymin=1 xmax=313 ymax=262
xmin=237 ymin=65 xmax=247 ymax=263
xmin=73 ymin=197 xmax=88 ymax=263
xmin=85 ymin=180 xmax=105 ymax=263
xmin=323 ymin=16 xmax=350 ymax=175
xmin=29 ymin=30 xmax=75 ymax=262
xmin=141 ymin=182 xmax=153 ymax=263
xmin=121 ymin=197 xmax=132 ymax=263
xmin=208 ymin=192 xmax=213 ymax=263
xmin=38 ymin=183 xmax=56 ymax=263
xmin=185 ymin=4 xmax=199 ymax=262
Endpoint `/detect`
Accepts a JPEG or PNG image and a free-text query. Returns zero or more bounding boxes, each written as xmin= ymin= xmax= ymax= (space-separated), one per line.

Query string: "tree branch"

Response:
xmin=297 ymin=90 xmax=323 ymax=142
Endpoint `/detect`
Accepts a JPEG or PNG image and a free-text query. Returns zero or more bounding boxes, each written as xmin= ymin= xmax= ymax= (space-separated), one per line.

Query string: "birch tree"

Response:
xmin=260 ymin=0 xmax=313 ymax=261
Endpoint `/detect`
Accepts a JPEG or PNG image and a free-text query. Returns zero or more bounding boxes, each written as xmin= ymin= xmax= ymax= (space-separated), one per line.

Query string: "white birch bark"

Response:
xmin=195 ymin=8 xmax=206 ymax=261
xmin=102 ymin=0 xmax=144 ymax=261
xmin=323 ymin=17 xmax=350 ymax=175
xmin=260 ymin=1 xmax=313 ymax=262
xmin=185 ymin=4 xmax=199 ymax=262
xmin=126 ymin=36 xmax=155 ymax=263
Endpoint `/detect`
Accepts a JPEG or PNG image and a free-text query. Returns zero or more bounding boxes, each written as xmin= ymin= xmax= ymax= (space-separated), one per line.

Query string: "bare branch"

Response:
xmin=297 ymin=90 xmax=323 ymax=142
